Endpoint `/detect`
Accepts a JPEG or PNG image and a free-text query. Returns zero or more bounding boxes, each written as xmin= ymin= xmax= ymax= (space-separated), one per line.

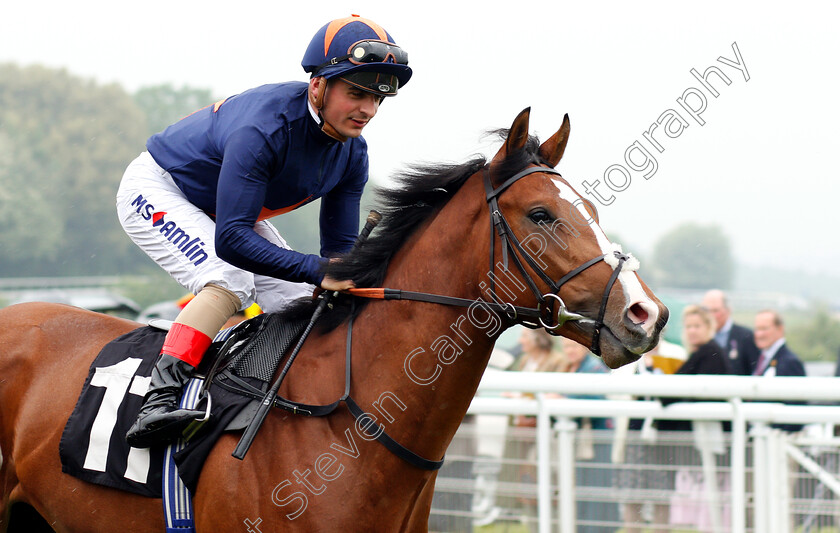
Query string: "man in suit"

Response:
xmin=702 ymin=289 xmax=761 ymax=375
xmin=753 ymin=309 xmax=807 ymax=432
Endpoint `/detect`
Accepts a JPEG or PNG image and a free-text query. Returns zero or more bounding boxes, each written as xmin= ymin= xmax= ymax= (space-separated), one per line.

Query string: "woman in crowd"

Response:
xmin=660 ymin=305 xmax=735 ymax=530
xmin=620 ymin=305 xmax=734 ymax=532
xmin=675 ymin=304 xmax=734 ymax=378
xmin=560 ymin=337 xmax=617 ymax=533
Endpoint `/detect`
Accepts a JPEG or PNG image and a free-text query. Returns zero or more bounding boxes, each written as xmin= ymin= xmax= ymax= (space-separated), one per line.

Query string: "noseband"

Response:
xmin=347 ymin=164 xmax=637 ymax=357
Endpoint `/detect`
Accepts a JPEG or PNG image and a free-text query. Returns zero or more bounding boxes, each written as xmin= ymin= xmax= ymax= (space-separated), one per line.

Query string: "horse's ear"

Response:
xmin=491 ymin=107 xmax=531 ymax=164
xmin=538 ymin=113 xmax=571 ymax=168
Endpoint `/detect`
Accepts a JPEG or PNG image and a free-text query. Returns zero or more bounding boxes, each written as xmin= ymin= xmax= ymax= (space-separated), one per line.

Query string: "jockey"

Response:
xmin=117 ymin=15 xmax=412 ymax=448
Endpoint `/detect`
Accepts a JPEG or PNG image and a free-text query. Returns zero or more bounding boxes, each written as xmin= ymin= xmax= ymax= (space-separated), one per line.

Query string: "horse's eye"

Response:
xmin=528 ymin=209 xmax=554 ymax=224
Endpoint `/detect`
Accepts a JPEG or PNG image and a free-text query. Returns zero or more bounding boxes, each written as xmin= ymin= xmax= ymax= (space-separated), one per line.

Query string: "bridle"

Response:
xmin=483 ymin=164 xmax=634 ymax=355
xmin=348 ymin=163 xmax=637 ymax=356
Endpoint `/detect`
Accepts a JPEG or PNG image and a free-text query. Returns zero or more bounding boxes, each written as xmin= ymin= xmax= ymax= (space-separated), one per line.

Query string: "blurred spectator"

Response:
xmin=611 ymin=337 xmax=686 ymax=533
xmin=560 ymin=337 xmax=617 ymax=533
xmin=510 ymin=328 xmax=566 ymax=429
xmin=753 ymin=309 xmax=806 ymax=432
xmin=702 ymin=289 xmax=761 ymax=375
xmin=663 ymin=305 xmax=735 ymax=530
xmin=559 ymin=337 xmax=610 ymax=428
xmin=659 ymin=304 xmax=735 ymax=431
xmin=618 ymin=306 xmax=735 ymax=533
xmin=500 ymin=329 xmax=564 ymax=530
xmin=613 ymin=345 xmax=675 ymax=533
xmin=668 ymin=305 xmax=734 ymax=390
xmin=514 ymin=328 xmax=565 ymax=372
xmin=559 ymin=337 xmax=607 ymax=375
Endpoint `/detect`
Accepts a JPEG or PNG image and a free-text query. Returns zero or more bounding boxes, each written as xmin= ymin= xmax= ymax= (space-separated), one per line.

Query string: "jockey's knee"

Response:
xmin=175 ymin=284 xmax=242 ymax=338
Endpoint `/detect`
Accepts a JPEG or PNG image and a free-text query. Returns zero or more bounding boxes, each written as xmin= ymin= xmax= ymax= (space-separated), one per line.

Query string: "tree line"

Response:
xmin=0 ymin=62 xmax=738 ymax=288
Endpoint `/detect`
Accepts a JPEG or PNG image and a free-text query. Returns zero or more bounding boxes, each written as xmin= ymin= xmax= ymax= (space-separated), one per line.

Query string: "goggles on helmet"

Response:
xmin=340 ymin=71 xmax=400 ymax=96
xmin=316 ymin=40 xmax=409 ymax=72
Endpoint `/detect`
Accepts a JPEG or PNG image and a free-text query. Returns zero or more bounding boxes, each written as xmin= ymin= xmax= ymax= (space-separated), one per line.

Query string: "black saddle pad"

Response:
xmin=60 ymin=313 xmax=307 ymax=497
xmin=59 ymin=326 xmax=167 ymax=496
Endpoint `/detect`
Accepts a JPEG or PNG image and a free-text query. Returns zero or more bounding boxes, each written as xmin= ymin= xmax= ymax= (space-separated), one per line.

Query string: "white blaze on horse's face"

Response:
xmin=550 ymin=178 xmax=660 ymax=335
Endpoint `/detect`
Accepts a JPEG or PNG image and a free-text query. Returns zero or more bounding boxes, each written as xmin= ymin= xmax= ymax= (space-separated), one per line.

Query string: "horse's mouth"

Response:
xmin=565 ymin=319 xmax=652 ymax=370
xmin=596 ymin=326 xmax=643 ymax=369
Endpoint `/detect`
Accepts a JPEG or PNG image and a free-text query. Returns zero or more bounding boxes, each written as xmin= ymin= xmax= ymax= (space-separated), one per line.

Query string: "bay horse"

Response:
xmin=0 ymin=109 xmax=667 ymax=532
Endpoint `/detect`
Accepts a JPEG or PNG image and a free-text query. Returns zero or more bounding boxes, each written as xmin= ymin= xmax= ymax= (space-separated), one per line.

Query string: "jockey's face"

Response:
xmin=313 ymin=78 xmax=380 ymax=140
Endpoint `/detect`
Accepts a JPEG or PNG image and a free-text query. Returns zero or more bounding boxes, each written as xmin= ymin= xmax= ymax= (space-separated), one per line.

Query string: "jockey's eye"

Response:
xmin=528 ymin=209 xmax=554 ymax=225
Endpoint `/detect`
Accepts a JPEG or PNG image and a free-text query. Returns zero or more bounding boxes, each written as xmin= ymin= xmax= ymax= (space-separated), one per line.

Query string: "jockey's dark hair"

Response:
xmin=278 ymin=129 xmax=543 ymax=331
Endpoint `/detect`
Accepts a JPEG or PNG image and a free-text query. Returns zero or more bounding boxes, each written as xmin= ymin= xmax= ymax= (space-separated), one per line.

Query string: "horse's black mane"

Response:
xmin=279 ymin=130 xmax=544 ymax=331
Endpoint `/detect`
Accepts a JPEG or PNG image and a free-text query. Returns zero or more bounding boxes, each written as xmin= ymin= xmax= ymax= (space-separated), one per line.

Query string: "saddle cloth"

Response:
xmin=59 ymin=313 xmax=306 ymax=496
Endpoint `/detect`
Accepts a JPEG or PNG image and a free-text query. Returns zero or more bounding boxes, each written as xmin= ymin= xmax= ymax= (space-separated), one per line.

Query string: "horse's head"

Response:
xmin=324 ymin=107 xmax=666 ymax=367
xmin=484 ymin=108 xmax=668 ymax=368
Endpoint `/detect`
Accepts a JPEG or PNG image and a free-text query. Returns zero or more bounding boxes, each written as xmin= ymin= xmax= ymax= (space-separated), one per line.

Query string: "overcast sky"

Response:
xmin=2 ymin=0 xmax=839 ymax=277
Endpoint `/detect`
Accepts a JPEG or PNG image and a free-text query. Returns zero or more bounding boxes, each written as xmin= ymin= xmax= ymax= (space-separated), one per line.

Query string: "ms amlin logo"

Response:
xmin=130 ymin=194 xmax=209 ymax=266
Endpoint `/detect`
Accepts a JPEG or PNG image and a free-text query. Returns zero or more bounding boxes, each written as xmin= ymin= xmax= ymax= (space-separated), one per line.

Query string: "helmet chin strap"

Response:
xmin=310 ymin=78 xmax=348 ymax=142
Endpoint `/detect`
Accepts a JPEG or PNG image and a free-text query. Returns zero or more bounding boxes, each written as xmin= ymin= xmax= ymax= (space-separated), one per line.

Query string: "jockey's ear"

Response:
xmin=538 ymin=114 xmax=571 ymax=168
xmin=309 ymin=76 xmax=327 ymax=110
xmin=491 ymin=107 xmax=531 ymax=165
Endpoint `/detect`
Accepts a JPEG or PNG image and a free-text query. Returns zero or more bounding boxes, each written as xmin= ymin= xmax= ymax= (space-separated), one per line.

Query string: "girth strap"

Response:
xmin=220 ymin=313 xmax=444 ymax=471
xmin=216 ymin=373 xmax=341 ymax=417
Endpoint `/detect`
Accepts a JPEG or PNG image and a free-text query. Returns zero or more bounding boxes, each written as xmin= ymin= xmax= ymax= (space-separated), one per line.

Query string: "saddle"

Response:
xmin=60 ymin=312 xmax=307 ymax=496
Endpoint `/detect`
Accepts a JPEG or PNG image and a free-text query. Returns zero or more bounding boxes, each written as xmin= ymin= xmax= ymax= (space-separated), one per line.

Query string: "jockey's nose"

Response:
xmin=360 ymin=94 xmax=379 ymax=118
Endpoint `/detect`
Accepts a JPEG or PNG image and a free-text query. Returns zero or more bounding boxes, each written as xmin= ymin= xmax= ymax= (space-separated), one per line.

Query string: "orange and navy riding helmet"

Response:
xmin=302 ymin=15 xmax=412 ymax=97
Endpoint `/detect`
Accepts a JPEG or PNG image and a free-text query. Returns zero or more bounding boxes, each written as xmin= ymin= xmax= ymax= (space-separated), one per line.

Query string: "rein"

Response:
xmin=347 ymin=164 xmax=636 ymax=356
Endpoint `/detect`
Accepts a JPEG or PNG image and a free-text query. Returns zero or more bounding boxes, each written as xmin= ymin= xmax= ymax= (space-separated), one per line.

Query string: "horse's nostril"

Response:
xmin=627 ymin=303 xmax=649 ymax=325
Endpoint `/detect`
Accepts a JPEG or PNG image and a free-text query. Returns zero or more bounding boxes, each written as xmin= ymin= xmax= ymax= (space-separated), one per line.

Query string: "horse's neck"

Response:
xmin=349 ymin=179 xmax=501 ymax=461
xmin=350 ymin=298 xmax=497 ymax=445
